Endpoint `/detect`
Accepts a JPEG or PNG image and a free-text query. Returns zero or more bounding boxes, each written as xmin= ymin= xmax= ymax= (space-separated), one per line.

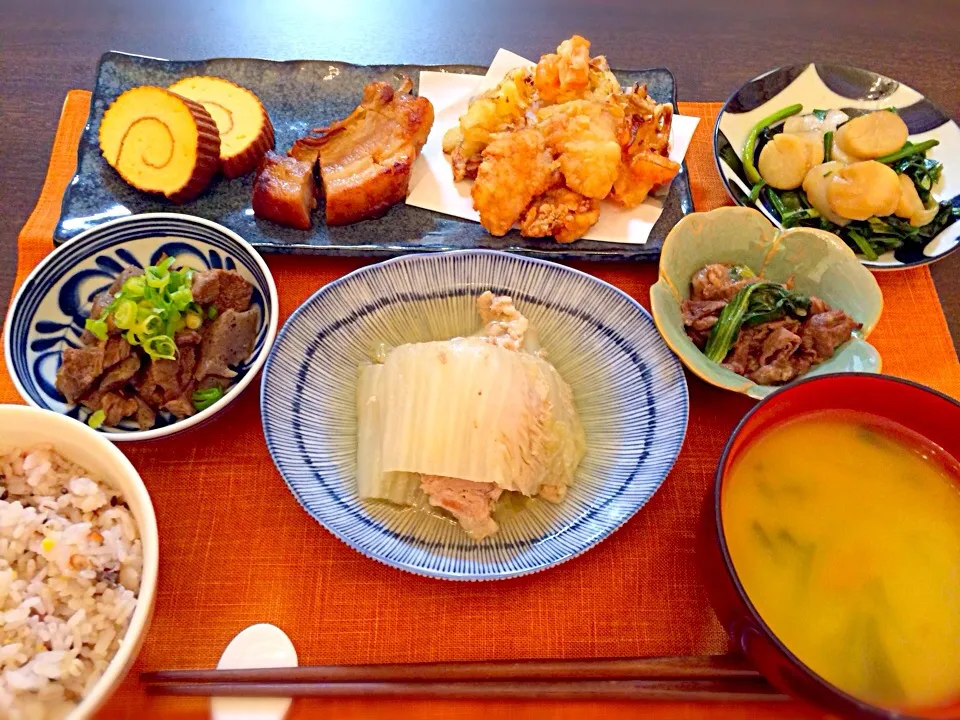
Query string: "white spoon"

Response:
xmin=212 ymin=623 xmax=298 ymax=720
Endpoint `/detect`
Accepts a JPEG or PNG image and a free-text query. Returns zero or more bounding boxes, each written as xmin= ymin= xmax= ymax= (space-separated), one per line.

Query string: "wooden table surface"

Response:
xmin=2 ymin=0 xmax=958 ymax=348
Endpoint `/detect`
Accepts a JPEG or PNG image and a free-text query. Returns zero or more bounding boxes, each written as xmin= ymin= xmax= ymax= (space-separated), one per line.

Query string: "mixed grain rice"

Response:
xmin=0 ymin=447 xmax=141 ymax=720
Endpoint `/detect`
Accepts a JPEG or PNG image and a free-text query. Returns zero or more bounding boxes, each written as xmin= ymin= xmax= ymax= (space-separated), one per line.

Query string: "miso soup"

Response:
xmin=723 ymin=410 xmax=960 ymax=710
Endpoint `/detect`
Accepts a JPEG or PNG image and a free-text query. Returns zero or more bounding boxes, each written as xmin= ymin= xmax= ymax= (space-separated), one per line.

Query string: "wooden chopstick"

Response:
xmin=144 ymin=678 xmax=786 ymax=701
xmin=141 ymin=654 xmax=761 ymax=685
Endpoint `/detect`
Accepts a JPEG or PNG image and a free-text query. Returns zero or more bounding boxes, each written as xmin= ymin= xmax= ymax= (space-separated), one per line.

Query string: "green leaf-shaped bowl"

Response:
xmin=650 ymin=207 xmax=883 ymax=399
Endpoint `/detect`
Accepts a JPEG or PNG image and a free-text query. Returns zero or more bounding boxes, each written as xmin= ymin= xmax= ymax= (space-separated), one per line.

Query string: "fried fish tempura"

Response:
xmin=538 ymin=100 xmax=622 ymax=199
xmin=520 ymin=188 xmax=600 ymax=243
xmin=472 ymin=127 xmax=557 ymax=236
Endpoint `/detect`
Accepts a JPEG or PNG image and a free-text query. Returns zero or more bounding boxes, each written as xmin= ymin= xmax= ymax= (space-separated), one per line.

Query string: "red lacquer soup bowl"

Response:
xmin=701 ymin=373 xmax=960 ymax=719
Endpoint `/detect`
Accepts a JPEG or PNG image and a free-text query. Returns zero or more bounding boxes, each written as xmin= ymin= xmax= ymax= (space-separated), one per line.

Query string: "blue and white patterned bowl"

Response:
xmin=4 ymin=213 xmax=278 ymax=442
xmin=261 ymin=250 xmax=689 ymax=580
xmin=715 ymin=63 xmax=960 ymax=269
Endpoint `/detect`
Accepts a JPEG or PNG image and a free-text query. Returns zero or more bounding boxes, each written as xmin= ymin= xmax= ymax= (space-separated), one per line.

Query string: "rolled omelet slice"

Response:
xmin=168 ymin=76 xmax=274 ymax=178
xmin=99 ymin=86 xmax=221 ymax=203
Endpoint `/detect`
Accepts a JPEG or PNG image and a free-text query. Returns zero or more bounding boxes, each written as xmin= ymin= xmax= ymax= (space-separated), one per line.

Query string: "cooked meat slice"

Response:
xmin=748 ymin=326 xmax=807 ymax=385
xmin=212 ymin=270 xmax=252 ymax=313
xmin=100 ymin=392 xmax=138 ymax=427
xmin=55 ymin=344 xmax=105 ymax=404
xmin=175 ymin=329 xmax=203 ymax=346
xmin=472 ymin=127 xmax=558 ymax=236
xmin=98 ymin=355 xmax=141 ymax=393
xmin=190 ymin=270 xmax=220 ymax=305
xmin=80 ymin=387 xmax=104 ymax=412
xmin=303 ymin=77 xmax=434 ymax=226
xmin=79 ymin=329 xmax=100 ymax=346
xmin=690 ymin=264 xmax=757 ymax=302
xmin=102 ymin=336 xmax=132 ymax=368
xmin=251 ymin=150 xmax=317 ymax=230
xmin=723 ymin=320 xmax=801 ymax=378
xmin=136 ymin=358 xmax=181 ymax=407
xmin=682 ymin=299 xmax=727 ymax=348
xmin=162 ymin=388 xmax=197 ymax=419
xmin=477 ymin=291 xmax=528 ymax=351
xmin=192 ymin=269 xmax=252 ymax=312
xmin=194 ymin=308 xmax=258 ymax=380
xmin=520 ymin=187 xmax=600 ymax=243
xmin=177 ymin=346 xmax=197 ymax=387
xmin=288 ymin=137 xmax=322 ymax=165
xmin=420 ymin=475 xmax=503 ymax=541
xmin=197 ymin=375 xmax=230 ymax=392
xmin=134 ymin=396 xmax=156 ymax=431
xmin=801 ymin=309 xmax=861 ymax=360
xmin=809 ymin=296 xmax=830 ymax=315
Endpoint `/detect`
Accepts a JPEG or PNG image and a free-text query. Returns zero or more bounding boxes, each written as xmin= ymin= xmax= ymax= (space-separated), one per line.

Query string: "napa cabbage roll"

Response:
xmin=356 ymin=292 xmax=586 ymax=540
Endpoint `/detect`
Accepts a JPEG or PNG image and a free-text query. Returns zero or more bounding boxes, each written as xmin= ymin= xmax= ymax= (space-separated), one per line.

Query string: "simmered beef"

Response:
xmin=135 ymin=396 xmax=156 ymax=431
xmin=55 ymin=345 xmax=105 ymax=403
xmin=681 ymin=299 xmax=727 ymax=348
xmin=684 ymin=263 xmax=861 ymax=386
xmin=690 ymin=263 xmax=757 ymax=302
xmin=102 ymin=336 xmax=132 ymax=368
xmin=55 ymin=262 xmax=257 ymax=428
xmin=801 ymin=310 xmax=860 ymax=360
xmin=194 ymin=308 xmax=259 ymax=380
xmin=190 ymin=269 xmax=253 ymax=313
xmin=101 ymin=392 xmax=138 ymax=427
xmin=99 ymin=355 xmax=141 ymax=393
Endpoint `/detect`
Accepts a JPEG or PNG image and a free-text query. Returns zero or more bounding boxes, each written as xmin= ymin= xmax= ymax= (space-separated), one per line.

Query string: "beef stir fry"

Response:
xmin=681 ymin=263 xmax=861 ymax=386
xmin=55 ymin=259 xmax=258 ymax=429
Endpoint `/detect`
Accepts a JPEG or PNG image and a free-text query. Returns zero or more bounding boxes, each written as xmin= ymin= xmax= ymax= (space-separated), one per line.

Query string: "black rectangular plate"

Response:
xmin=55 ymin=51 xmax=694 ymax=261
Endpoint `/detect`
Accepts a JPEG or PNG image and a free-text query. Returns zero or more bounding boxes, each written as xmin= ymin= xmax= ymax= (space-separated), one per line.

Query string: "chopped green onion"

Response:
xmin=142 ymin=335 xmax=177 ymax=360
xmin=87 ymin=409 xmax=106 ymax=429
xmin=747 ymin=180 xmax=767 ymax=204
xmin=192 ymin=387 xmax=224 ymax=411
xmin=823 ymin=131 xmax=833 ymax=163
xmin=169 ymin=287 xmax=193 ymax=310
xmin=185 ymin=312 xmax=203 ymax=330
xmin=84 ymin=318 xmax=108 ymax=341
xmin=113 ymin=300 xmax=138 ymax=330
xmin=123 ymin=275 xmax=146 ymax=298
xmin=207 ymin=306 xmax=218 ymax=320
xmin=875 ymin=139 xmax=939 ymax=165
xmin=741 ymin=104 xmax=804 ymax=184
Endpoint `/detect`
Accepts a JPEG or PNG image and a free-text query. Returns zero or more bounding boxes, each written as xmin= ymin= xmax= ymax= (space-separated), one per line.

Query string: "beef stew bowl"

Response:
xmin=701 ymin=374 xmax=960 ymax=718
xmin=4 ymin=213 xmax=278 ymax=441
xmin=649 ymin=206 xmax=883 ymax=399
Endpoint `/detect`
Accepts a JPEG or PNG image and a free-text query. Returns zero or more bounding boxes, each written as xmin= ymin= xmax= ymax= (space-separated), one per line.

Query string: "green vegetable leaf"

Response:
xmin=703 ymin=281 xmax=811 ymax=363
xmin=812 ymin=109 xmax=828 ymax=121
xmin=192 ymin=387 xmax=224 ymax=411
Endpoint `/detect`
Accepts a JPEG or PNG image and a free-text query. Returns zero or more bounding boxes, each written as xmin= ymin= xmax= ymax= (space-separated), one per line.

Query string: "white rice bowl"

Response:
xmin=0 ymin=407 xmax=157 ymax=720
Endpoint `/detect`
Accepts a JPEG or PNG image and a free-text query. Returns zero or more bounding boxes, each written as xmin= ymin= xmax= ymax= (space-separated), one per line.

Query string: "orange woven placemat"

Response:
xmin=3 ymin=92 xmax=958 ymax=720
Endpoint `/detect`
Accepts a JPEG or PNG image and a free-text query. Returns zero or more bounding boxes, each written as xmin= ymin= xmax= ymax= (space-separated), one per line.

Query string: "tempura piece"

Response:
xmin=610 ymin=151 xmax=681 ymax=209
xmin=521 ymin=187 xmax=600 ymax=243
xmin=537 ymin=100 xmax=622 ymax=199
xmin=471 ymin=127 xmax=558 ymax=236
xmin=449 ymin=67 xmax=537 ymax=181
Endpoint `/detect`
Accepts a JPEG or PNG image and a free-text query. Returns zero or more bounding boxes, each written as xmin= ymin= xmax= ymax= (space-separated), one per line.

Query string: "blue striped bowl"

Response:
xmin=4 ymin=213 xmax=278 ymax=441
xmin=261 ymin=250 xmax=689 ymax=580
